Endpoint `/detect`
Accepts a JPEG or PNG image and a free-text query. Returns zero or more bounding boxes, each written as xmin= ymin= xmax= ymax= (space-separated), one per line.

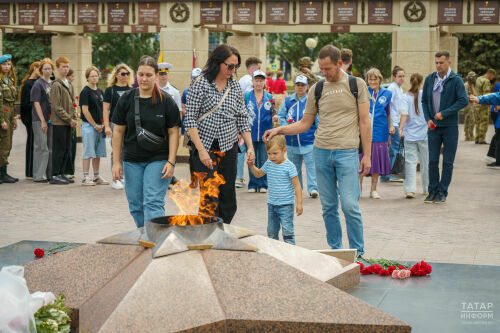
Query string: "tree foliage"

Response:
xmin=457 ymin=33 xmax=500 ymax=76
xmin=266 ymin=33 xmax=392 ymax=79
xmin=3 ymin=33 xmax=53 ymax=83
xmin=88 ymin=33 xmax=159 ymax=71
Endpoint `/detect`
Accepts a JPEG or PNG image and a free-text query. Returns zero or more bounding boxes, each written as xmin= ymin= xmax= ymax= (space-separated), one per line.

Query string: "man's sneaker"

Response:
xmin=310 ymin=190 xmax=319 ymax=198
xmin=485 ymin=156 xmax=496 ymax=163
xmin=112 ymin=180 xmax=124 ymax=190
xmin=64 ymin=174 xmax=75 ymax=179
xmin=487 ymin=162 xmax=500 ymax=169
xmin=235 ymin=178 xmax=244 ymax=188
xmin=49 ymin=175 xmax=69 ymax=185
xmin=424 ymin=191 xmax=436 ymax=203
xmin=60 ymin=174 xmax=74 ymax=183
xmin=34 ymin=178 xmax=49 ymax=183
xmin=370 ymin=191 xmax=381 ymax=199
xmin=406 ymin=192 xmax=416 ymax=199
xmin=82 ymin=177 xmax=96 ymax=186
xmin=259 ymin=188 xmax=268 ymax=193
xmin=423 ymin=191 xmax=429 ymax=196
xmin=389 ymin=177 xmax=404 ymax=183
xmin=94 ymin=176 xmax=109 ymax=185
xmin=248 ymin=188 xmax=256 ymax=193
xmin=434 ymin=192 xmax=446 ymax=204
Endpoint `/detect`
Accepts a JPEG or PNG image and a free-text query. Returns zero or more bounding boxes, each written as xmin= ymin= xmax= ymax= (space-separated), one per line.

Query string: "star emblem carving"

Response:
xmin=170 ymin=3 xmax=190 ymax=23
xmin=404 ymin=1 xmax=426 ymax=22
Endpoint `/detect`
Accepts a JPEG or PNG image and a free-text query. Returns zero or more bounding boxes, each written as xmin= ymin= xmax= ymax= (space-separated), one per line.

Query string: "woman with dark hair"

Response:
xmin=112 ymin=56 xmax=180 ymax=228
xmin=19 ymin=60 xmax=41 ymax=179
xmin=185 ymin=44 xmax=255 ymax=224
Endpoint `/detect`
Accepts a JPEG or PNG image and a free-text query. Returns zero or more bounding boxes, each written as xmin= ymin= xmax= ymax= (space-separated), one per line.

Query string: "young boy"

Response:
xmin=248 ymin=135 xmax=303 ymax=244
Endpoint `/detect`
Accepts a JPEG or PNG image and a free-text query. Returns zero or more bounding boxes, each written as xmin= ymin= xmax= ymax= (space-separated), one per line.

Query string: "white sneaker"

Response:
xmin=112 ymin=180 xmax=124 ymax=190
xmin=235 ymin=178 xmax=244 ymax=188
xmin=248 ymin=188 xmax=256 ymax=193
xmin=485 ymin=156 xmax=496 ymax=163
xmin=310 ymin=190 xmax=319 ymax=198
xmin=82 ymin=177 xmax=96 ymax=186
xmin=405 ymin=192 xmax=416 ymax=199
xmin=370 ymin=191 xmax=381 ymax=199
xmin=94 ymin=176 xmax=110 ymax=185
xmin=259 ymin=188 xmax=267 ymax=193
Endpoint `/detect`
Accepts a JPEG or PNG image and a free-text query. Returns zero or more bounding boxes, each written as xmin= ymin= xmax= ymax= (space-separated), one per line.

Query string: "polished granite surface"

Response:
xmin=347 ymin=262 xmax=500 ymax=333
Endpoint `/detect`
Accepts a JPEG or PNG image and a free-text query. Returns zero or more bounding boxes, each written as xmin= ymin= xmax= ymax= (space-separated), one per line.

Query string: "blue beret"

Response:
xmin=0 ymin=54 xmax=12 ymax=64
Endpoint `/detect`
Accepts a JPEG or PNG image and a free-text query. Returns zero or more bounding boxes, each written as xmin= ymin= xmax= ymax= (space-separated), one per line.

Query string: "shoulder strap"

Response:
xmin=134 ymin=88 xmax=141 ymax=130
xmin=197 ymin=86 xmax=231 ymax=123
xmin=348 ymin=75 xmax=358 ymax=103
xmin=314 ymin=79 xmax=325 ymax=112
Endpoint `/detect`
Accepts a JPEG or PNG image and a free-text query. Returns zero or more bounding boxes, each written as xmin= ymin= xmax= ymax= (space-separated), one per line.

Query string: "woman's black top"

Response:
xmin=20 ymin=79 xmax=37 ymax=123
xmin=112 ymin=88 xmax=180 ymax=162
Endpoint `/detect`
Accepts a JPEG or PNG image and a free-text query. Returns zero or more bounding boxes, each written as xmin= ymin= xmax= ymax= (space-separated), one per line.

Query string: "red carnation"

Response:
xmin=398 ymin=265 xmax=405 ymax=269
xmin=75 ymin=96 xmax=79 ymax=99
xmin=356 ymin=262 xmax=364 ymax=269
xmin=48 ymin=114 xmax=51 ymax=118
xmin=360 ymin=267 xmax=371 ymax=275
xmin=34 ymin=248 xmax=45 ymax=258
xmin=288 ymin=119 xmax=293 ymax=123
xmin=100 ymin=118 xmax=104 ymax=122
xmin=387 ymin=265 xmax=396 ymax=274
xmin=270 ymin=99 xmax=274 ymax=103
xmin=18 ymin=116 xmax=21 ymax=119
xmin=371 ymin=264 xmax=382 ymax=274
xmin=4 ymin=107 xmax=7 ymax=111
xmin=73 ymin=104 xmax=77 ymax=108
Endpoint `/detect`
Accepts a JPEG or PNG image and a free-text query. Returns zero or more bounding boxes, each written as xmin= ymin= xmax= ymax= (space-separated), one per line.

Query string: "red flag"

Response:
xmin=192 ymin=49 xmax=196 ymax=69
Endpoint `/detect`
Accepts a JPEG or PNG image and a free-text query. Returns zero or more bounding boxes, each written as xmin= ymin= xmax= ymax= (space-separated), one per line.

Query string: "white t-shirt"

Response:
xmin=238 ymin=74 xmax=253 ymax=94
xmin=160 ymin=82 xmax=182 ymax=110
xmin=403 ymin=91 xmax=428 ymax=141
xmin=387 ymin=82 xmax=405 ymax=127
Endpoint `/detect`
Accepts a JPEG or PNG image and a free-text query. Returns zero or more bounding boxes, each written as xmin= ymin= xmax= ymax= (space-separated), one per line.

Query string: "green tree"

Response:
xmin=457 ymin=33 xmax=500 ymax=77
xmin=88 ymin=33 xmax=159 ymax=71
xmin=3 ymin=33 xmax=53 ymax=84
xmin=266 ymin=33 xmax=392 ymax=79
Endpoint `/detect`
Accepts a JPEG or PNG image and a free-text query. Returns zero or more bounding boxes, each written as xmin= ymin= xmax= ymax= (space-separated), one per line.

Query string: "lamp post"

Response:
xmin=305 ymin=38 xmax=318 ymax=58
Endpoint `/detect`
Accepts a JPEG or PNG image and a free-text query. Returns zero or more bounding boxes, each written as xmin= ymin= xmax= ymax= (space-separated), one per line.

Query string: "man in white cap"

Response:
xmin=157 ymin=57 xmax=182 ymax=110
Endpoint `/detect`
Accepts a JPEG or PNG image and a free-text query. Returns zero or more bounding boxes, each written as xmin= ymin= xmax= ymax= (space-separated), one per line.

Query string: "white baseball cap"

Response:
xmin=252 ymin=70 xmax=266 ymax=79
xmin=294 ymin=75 xmax=308 ymax=85
xmin=191 ymin=68 xmax=202 ymax=78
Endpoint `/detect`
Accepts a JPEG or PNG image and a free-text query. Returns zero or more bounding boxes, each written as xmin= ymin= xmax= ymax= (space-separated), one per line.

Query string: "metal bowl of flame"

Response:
xmin=146 ymin=215 xmax=224 ymax=244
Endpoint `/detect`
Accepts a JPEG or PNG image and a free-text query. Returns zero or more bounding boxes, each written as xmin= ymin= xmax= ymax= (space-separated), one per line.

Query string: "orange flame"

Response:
xmin=168 ymin=151 xmax=226 ymax=226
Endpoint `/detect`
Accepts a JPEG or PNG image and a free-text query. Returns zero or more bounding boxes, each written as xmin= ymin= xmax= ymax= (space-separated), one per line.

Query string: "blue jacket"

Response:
xmin=278 ymin=93 xmax=318 ymax=147
xmin=368 ymin=87 xmax=392 ymax=142
xmin=478 ymin=92 xmax=500 ymax=129
xmin=490 ymin=82 xmax=500 ymax=113
xmin=246 ymin=90 xmax=274 ymax=142
xmin=422 ymin=70 xmax=468 ymax=127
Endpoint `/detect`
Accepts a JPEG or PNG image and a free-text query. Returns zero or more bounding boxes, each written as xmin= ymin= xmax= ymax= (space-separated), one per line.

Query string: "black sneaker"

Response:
xmin=49 ymin=175 xmax=69 ymax=185
xmin=60 ymin=174 xmax=74 ymax=183
xmin=424 ymin=191 xmax=436 ymax=204
xmin=434 ymin=192 xmax=447 ymax=204
xmin=487 ymin=163 xmax=500 ymax=169
xmin=34 ymin=179 xmax=49 ymax=183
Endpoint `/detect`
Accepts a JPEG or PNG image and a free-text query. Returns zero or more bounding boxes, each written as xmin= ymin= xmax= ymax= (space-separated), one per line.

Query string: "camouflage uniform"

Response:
xmin=0 ymin=77 xmax=17 ymax=167
xmin=474 ymin=75 xmax=492 ymax=143
xmin=298 ymin=57 xmax=319 ymax=86
xmin=463 ymin=78 xmax=476 ymax=141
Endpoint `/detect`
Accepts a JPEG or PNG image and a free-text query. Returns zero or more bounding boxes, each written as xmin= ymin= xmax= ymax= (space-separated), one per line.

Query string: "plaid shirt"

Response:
xmin=185 ymin=74 xmax=251 ymax=152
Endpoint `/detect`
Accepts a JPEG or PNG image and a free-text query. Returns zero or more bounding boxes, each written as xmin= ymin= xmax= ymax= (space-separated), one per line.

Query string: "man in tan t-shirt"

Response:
xmin=263 ymin=45 xmax=371 ymax=256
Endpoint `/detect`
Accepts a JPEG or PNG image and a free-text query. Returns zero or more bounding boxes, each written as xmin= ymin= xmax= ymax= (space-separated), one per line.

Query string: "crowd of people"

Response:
xmin=1 ymin=44 xmax=498 ymax=256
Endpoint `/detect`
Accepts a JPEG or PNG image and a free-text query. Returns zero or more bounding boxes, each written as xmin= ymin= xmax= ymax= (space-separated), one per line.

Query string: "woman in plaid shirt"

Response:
xmin=185 ymin=44 xmax=255 ymax=224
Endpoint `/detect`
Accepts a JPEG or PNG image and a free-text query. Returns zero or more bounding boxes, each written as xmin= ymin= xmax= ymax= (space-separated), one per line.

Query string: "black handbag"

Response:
xmin=134 ymin=89 xmax=166 ymax=151
xmin=391 ymin=138 xmax=405 ymax=178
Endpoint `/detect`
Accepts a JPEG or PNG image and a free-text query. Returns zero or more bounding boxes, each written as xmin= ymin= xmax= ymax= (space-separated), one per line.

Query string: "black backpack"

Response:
xmin=314 ymin=75 xmax=362 ymax=153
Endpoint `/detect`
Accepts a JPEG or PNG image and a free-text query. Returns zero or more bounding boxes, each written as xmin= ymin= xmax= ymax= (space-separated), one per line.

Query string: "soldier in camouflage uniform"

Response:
xmin=0 ymin=54 xmax=19 ymax=183
xmin=474 ymin=69 xmax=496 ymax=144
xmin=297 ymin=57 xmax=318 ymax=86
xmin=462 ymin=71 xmax=477 ymax=141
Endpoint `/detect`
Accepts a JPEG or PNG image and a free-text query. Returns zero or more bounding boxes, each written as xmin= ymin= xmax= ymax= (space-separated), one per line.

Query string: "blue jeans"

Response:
xmin=248 ymin=141 xmax=268 ymax=190
xmin=236 ymin=142 xmax=247 ymax=179
xmin=381 ymin=126 xmax=400 ymax=180
xmin=427 ymin=126 xmax=458 ymax=197
xmin=288 ymin=147 xmax=318 ymax=194
xmin=313 ymin=147 xmax=364 ymax=255
xmin=123 ymin=161 xmax=171 ymax=228
xmin=268 ymin=203 xmax=295 ymax=245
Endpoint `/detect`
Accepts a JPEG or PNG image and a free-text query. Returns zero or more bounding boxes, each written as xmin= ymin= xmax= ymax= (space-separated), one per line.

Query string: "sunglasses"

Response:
xmin=223 ymin=63 xmax=240 ymax=71
xmin=119 ymin=72 xmax=130 ymax=76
